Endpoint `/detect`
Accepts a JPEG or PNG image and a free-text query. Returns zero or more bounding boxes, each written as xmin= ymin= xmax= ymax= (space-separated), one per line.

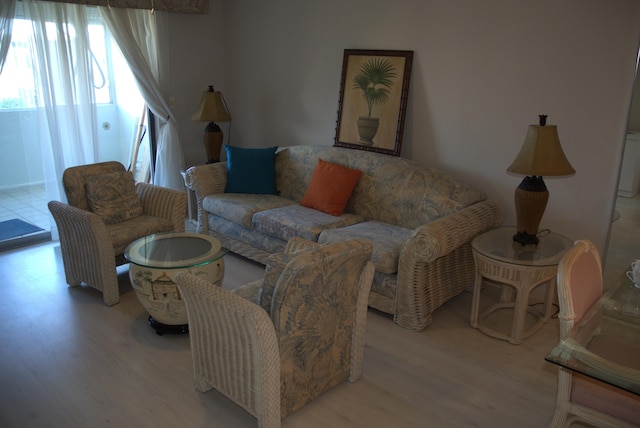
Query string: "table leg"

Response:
xmin=470 ymin=271 xmax=483 ymax=328
xmin=510 ymin=286 xmax=529 ymax=345
xmin=543 ymin=278 xmax=557 ymax=322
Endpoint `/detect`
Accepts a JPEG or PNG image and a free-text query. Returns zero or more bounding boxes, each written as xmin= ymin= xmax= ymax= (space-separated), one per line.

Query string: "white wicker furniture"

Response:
xmin=548 ymin=239 xmax=640 ymax=427
xmin=185 ymin=145 xmax=503 ymax=331
xmin=48 ymin=161 xmax=186 ymax=306
xmin=175 ymin=238 xmax=374 ymax=428
xmin=470 ymin=227 xmax=573 ymax=344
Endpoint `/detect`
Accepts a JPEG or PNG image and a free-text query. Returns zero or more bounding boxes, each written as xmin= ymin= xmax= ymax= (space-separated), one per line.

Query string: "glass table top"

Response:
xmin=472 ymin=226 xmax=574 ymax=267
xmin=124 ymin=232 xmax=228 ymax=269
xmin=545 ymin=272 xmax=640 ymax=395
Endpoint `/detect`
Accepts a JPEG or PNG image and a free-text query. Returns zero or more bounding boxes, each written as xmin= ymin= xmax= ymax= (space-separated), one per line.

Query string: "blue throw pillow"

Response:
xmin=224 ymin=145 xmax=278 ymax=194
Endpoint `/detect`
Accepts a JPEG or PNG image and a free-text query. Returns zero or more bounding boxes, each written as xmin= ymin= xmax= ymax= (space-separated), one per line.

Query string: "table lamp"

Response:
xmin=191 ymin=85 xmax=231 ymax=163
xmin=507 ymin=115 xmax=575 ymax=246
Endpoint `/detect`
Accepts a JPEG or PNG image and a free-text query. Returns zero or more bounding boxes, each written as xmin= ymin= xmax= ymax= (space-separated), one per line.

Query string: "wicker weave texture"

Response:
xmin=394 ymin=199 xmax=503 ymax=331
xmin=49 ymin=161 xmax=186 ymax=306
xmin=185 ymin=152 xmax=503 ymax=331
xmin=176 ymin=238 xmax=374 ymax=427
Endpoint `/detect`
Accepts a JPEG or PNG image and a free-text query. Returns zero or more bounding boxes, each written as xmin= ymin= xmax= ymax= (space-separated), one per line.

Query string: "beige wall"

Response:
xmin=167 ymin=0 xmax=640 ymax=257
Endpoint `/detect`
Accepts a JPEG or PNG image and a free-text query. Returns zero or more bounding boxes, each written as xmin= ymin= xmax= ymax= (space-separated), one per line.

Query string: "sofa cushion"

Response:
xmin=252 ymin=204 xmax=364 ymax=242
xmin=108 ymin=215 xmax=174 ymax=254
xmin=319 ymin=221 xmax=412 ymax=274
xmin=203 ymin=193 xmax=295 ymax=228
xmin=224 ymin=145 xmax=278 ymax=194
xmin=300 ymin=158 xmax=362 ymax=216
xmin=208 ymin=214 xmax=287 ymax=255
xmin=85 ymin=171 xmax=143 ymax=224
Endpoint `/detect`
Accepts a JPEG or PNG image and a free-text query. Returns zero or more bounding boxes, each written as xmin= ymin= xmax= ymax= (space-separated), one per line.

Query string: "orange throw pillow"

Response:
xmin=300 ymin=159 xmax=362 ymax=216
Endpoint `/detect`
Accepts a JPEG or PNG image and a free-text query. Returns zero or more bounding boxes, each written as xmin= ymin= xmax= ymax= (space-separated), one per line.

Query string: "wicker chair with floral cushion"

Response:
xmin=175 ymin=237 xmax=375 ymax=428
xmin=550 ymin=239 xmax=640 ymax=427
xmin=48 ymin=161 xmax=186 ymax=306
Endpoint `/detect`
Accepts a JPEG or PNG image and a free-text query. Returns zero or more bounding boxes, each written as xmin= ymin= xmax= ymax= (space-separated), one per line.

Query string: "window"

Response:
xmin=0 ymin=5 xmax=148 ymax=183
xmin=0 ymin=7 xmax=130 ymax=109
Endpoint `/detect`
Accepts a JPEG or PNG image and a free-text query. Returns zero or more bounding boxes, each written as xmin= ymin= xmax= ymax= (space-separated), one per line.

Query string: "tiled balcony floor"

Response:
xmin=0 ymin=183 xmax=51 ymax=249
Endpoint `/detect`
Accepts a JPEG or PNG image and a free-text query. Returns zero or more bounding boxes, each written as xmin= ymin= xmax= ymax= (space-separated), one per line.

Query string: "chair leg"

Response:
xmin=100 ymin=269 xmax=120 ymax=306
xmin=102 ymin=289 xmax=120 ymax=306
xmin=548 ymin=407 xmax=568 ymax=428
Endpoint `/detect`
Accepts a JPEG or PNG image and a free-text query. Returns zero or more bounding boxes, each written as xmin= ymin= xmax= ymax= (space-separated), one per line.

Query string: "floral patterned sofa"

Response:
xmin=184 ymin=145 xmax=503 ymax=331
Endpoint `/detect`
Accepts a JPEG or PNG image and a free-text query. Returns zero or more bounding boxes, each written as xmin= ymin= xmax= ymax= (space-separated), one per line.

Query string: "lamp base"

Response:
xmin=203 ymin=122 xmax=223 ymax=164
xmin=513 ymin=176 xmax=548 ymax=246
xmin=513 ymin=231 xmax=539 ymax=246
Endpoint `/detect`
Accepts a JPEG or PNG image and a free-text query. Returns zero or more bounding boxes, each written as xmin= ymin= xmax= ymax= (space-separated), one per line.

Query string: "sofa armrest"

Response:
xmin=395 ymin=199 xmax=504 ymax=331
xmin=402 ymin=199 xmax=503 ymax=263
xmin=184 ymin=163 xmax=228 ymax=233
xmin=136 ymin=182 xmax=187 ymax=232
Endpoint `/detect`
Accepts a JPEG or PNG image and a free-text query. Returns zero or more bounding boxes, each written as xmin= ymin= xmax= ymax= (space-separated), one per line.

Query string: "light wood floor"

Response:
xmin=5 ymin=195 xmax=640 ymax=428
xmin=1 ymin=241 xmax=566 ymax=428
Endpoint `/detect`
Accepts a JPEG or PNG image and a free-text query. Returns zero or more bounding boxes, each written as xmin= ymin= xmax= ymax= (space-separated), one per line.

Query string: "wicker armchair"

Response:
xmin=550 ymin=239 xmax=640 ymax=427
xmin=175 ymin=238 xmax=375 ymax=428
xmin=48 ymin=161 xmax=186 ymax=306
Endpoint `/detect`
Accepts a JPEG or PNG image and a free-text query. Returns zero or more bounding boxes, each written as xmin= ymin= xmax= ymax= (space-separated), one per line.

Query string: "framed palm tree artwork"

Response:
xmin=334 ymin=49 xmax=413 ymax=157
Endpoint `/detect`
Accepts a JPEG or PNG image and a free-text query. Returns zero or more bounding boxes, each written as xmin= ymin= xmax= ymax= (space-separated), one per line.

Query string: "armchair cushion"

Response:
xmin=259 ymin=240 xmax=320 ymax=313
xmin=85 ymin=171 xmax=143 ymax=224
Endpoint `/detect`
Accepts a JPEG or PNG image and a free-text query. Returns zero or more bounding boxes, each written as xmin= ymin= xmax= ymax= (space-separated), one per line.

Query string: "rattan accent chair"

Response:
xmin=175 ymin=237 xmax=375 ymax=428
xmin=48 ymin=161 xmax=186 ymax=306
xmin=550 ymin=239 xmax=640 ymax=427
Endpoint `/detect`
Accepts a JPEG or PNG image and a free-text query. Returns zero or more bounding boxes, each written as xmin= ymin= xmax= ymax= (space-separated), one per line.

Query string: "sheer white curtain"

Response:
xmin=0 ymin=0 xmax=16 ymax=74
xmin=99 ymin=6 xmax=185 ymax=191
xmin=23 ymin=0 xmax=99 ymax=239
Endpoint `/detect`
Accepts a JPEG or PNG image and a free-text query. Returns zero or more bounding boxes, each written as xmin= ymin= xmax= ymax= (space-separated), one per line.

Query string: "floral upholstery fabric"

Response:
xmin=108 ymin=215 xmax=174 ymax=254
xmin=252 ymin=204 xmax=364 ymax=243
xmin=63 ymin=161 xmax=127 ymax=211
xmin=319 ymin=220 xmax=412 ymax=274
xmin=258 ymin=245 xmax=317 ymax=313
xmin=186 ymin=145 xmax=501 ymax=332
xmin=208 ymin=214 xmax=287 ymax=254
xmin=372 ymin=270 xmax=397 ymax=299
xmin=275 ymin=145 xmax=486 ymax=229
xmin=85 ymin=171 xmax=143 ymax=224
xmin=203 ymin=193 xmax=295 ymax=228
xmin=269 ymin=239 xmax=373 ymax=417
xmin=259 ymin=252 xmax=296 ymax=313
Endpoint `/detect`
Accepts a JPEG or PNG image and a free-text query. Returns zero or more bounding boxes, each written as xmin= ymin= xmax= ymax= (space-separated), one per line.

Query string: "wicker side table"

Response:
xmin=470 ymin=227 xmax=573 ymax=344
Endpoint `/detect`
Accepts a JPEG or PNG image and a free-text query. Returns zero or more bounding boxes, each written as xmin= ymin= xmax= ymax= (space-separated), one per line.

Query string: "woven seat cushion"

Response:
xmin=85 ymin=171 xmax=143 ymax=224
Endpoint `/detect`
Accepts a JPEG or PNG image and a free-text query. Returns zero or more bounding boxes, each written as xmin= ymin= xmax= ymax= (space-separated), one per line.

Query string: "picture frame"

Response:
xmin=334 ymin=49 xmax=413 ymax=157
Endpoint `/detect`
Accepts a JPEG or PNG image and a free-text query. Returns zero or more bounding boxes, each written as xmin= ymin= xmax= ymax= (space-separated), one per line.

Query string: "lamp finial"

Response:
xmin=539 ymin=114 xmax=547 ymax=126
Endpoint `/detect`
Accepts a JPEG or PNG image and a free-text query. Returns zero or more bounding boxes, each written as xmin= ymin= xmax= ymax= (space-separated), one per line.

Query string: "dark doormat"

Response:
xmin=0 ymin=218 xmax=45 ymax=241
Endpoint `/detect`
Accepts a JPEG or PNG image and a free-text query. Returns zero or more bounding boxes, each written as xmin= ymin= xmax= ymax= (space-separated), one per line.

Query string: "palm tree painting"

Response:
xmin=352 ymin=58 xmax=397 ymax=145
xmin=335 ymin=50 xmax=413 ymax=156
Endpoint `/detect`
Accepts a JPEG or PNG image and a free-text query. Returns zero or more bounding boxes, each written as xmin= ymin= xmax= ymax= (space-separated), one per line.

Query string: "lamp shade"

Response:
xmin=191 ymin=86 xmax=231 ymax=123
xmin=507 ymin=119 xmax=575 ymax=177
